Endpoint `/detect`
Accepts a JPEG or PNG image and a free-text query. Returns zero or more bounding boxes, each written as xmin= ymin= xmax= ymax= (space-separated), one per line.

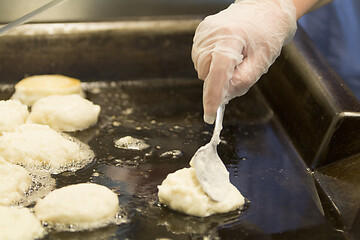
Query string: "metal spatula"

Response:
xmin=190 ymin=104 xmax=232 ymax=202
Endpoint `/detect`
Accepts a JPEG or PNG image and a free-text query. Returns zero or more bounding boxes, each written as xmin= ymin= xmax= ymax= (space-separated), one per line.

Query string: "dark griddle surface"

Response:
xmin=0 ymin=78 xmax=344 ymax=239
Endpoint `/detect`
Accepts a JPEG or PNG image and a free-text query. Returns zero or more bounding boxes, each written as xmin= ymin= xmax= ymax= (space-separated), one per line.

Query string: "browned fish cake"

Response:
xmin=11 ymin=75 xmax=85 ymax=106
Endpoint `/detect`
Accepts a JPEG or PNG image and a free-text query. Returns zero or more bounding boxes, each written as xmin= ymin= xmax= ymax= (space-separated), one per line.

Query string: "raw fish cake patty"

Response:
xmin=28 ymin=94 xmax=101 ymax=132
xmin=34 ymin=183 xmax=119 ymax=230
xmin=0 ymin=161 xmax=31 ymax=206
xmin=0 ymin=124 xmax=81 ymax=170
xmin=0 ymin=206 xmax=45 ymax=240
xmin=158 ymin=167 xmax=245 ymax=217
xmin=0 ymin=100 xmax=29 ymax=134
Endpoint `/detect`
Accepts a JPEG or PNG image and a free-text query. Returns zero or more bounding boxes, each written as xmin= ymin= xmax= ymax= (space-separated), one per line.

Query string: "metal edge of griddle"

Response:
xmin=258 ymin=26 xmax=360 ymax=169
xmin=0 ymin=17 xmax=201 ymax=83
xmin=258 ymin=26 xmax=360 ymax=234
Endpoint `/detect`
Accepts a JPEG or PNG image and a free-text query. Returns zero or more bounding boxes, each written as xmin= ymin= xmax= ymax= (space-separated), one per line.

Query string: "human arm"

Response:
xmin=293 ymin=0 xmax=333 ymax=19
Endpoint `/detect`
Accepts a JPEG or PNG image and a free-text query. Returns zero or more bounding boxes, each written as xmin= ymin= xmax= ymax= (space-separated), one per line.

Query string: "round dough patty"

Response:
xmin=158 ymin=167 xmax=245 ymax=217
xmin=34 ymin=183 xmax=119 ymax=230
xmin=0 ymin=123 xmax=81 ymax=170
xmin=0 ymin=162 xmax=32 ymax=206
xmin=0 ymin=206 xmax=45 ymax=240
xmin=0 ymin=100 xmax=29 ymax=134
xmin=11 ymin=74 xmax=85 ymax=106
xmin=28 ymin=94 xmax=101 ymax=132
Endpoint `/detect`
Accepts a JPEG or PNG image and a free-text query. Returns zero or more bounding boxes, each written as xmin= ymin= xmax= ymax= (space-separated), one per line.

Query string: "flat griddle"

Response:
xmin=1 ymin=18 xmax=360 ymax=240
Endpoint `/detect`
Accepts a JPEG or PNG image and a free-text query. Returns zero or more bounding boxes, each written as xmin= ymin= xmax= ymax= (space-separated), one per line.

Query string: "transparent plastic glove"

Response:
xmin=192 ymin=0 xmax=297 ymax=124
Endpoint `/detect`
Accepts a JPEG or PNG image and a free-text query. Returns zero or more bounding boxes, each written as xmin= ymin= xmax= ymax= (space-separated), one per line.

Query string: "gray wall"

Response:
xmin=0 ymin=0 xmax=232 ymax=23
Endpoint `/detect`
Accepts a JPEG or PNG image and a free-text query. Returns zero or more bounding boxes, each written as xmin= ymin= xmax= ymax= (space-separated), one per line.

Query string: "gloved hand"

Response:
xmin=192 ymin=0 xmax=297 ymax=124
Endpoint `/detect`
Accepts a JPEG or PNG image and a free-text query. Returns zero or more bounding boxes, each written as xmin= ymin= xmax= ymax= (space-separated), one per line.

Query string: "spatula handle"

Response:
xmin=211 ymin=104 xmax=225 ymax=144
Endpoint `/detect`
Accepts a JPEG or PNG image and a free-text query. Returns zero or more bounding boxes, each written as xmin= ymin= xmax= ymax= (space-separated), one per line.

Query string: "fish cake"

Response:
xmin=0 ymin=161 xmax=32 ymax=206
xmin=34 ymin=183 xmax=119 ymax=230
xmin=11 ymin=74 xmax=85 ymax=106
xmin=28 ymin=94 xmax=101 ymax=132
xmin=158 ymin=167 xmax=245 ymax=217
xmin=0 ymin=100 xmax=29 ymax=134
xmin=0 ymin=206 xmax=45 ymax=240
xmin=0 ymin=124 xmax=81 ymax=170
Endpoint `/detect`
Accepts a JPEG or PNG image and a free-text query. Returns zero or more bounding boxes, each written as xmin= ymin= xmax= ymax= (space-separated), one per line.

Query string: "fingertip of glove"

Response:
xmin=204 ymin=114 xmax=215 ymax=124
